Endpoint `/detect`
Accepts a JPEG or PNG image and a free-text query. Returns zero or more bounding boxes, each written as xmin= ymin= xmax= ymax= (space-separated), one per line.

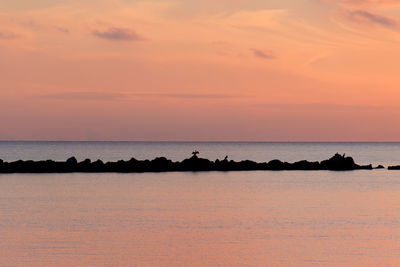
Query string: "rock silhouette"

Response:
xmin=320 ymin=153 xmax=361 ymax=170
xmin=66 ymin=157 xmax=78 ymax=164
xmin=0 ymin=153 xmax=375 ymax=173
xmin=388 ymin=165 xmax=400 ymax=170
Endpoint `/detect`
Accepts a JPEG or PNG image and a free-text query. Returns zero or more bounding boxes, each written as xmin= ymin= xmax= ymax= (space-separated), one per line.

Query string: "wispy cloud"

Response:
xmin=38 ymin=92 xmax=127 ymax=101
xmin=134 ymin=93 xmax=241 ymax=99
xmin=0 ymin=31 xmax=19 ymax=40
xmin=323 ymin=0 xmax=400 ymax=7
xmin=18 ymin=18 xmax=70 ymax=34
xmin=38 ymin=92 xmax=240 ymax=100
xmin=251 ymin=49 xmax=275 ymax=59
xmin=56 ymin=27 xmax=69 ymax=34
xmin=92 ymin=27 xmax=143 ymax=41
xmin=344 ymin=9 xmax=397 ymax=28
xmin=254 ymin=102 xmax=400 ymax=112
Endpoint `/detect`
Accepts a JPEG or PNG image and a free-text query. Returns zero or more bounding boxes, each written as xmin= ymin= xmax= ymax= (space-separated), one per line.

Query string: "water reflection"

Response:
xmin=0 ymin=171 xmax=399 ymax=266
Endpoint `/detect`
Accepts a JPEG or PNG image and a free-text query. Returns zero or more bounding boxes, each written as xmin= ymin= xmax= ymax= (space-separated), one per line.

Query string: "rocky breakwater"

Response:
xmin=388 ymin=165 xmax=400 ymax=170
xmin=0 ymin=153 xmax=374 ymax=173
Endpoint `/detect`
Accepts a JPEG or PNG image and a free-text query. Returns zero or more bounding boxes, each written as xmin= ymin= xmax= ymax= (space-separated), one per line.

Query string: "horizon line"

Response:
xmin=1 ymin=140 xmax=400 ymax=143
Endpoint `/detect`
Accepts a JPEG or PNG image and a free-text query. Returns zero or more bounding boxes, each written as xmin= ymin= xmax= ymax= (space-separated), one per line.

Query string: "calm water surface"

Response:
xmin=1 ymin=170 xmax=400 ymax=266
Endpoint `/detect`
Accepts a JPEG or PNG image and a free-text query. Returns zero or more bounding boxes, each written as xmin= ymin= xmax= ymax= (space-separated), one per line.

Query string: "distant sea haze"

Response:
xmin=1 ymin=141 xmax=400 ymax=166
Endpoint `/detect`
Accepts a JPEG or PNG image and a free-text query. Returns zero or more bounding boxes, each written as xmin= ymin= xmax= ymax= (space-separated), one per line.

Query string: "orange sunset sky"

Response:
xmin=1 ymin=0 xmax=400 ymax=141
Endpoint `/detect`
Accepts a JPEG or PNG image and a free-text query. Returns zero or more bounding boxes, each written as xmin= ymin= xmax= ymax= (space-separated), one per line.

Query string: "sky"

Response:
xmin=1 ymin=0 xmax=400 ymax=141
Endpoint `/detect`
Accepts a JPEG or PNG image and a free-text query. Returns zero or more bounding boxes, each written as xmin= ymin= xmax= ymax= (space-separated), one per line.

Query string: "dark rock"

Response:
xmin=237 ymin=160 xmax=258 ymax=171
xmin=267 ymin=159 xmax=285 ymax=170
xmin=181 ymin=156 xmax=213 ymax=171
xmin=66 ymin=157 xmax=78 ymax=164
xmin=129 ymin=157 xmax=138 ymax=163
xmin=0 ymin=153 xmax=376 ymax=173
xmin=291 ymin=160 xmax=320 ymax=170
xmin=77 ymin=159 xmax=92 ymax=172
xmin=151 ymin=157 xmax=173 ymax=171
xmin=320 ymin=153 xmax=372 ymax=170
xmin=388 ymin=165 xmax=400 ymax=170
xmin=321 ymin=153 xmax=355 ymax=170
xmin=362 ymin=164 xmax=373 ymax=170
xmin=80 ymin=159 xmax=91 ymax=165
xmin=92 ymin=159 xmax=104 ymax=167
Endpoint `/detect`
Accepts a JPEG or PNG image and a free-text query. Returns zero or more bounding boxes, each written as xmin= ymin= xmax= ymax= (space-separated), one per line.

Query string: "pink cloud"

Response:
xmin=323 ymin=0 xmax=400 ymax=6
xmin=251 ymin=49 xmax=275 ymax=59
xmin=92 ymin=27 xmax=143 ymax=41
xmin=343 ymin=9 xmax=398 ymax=28
xmin=0 ymin=31 xmax=19 ymax=40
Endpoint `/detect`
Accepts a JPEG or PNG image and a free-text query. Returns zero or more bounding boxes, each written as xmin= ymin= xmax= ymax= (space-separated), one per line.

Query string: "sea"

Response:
xmin=1 ymin=142 xmax=400 ymax=266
